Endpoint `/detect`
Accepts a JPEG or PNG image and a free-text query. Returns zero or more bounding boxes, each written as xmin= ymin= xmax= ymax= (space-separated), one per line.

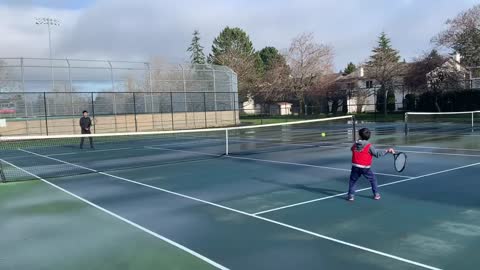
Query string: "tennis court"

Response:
xmin=1 ymin=114 xmax=480 ymax=270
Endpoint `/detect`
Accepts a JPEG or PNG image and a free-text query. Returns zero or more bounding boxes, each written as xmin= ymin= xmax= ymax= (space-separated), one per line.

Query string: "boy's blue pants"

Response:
xmin=348 ymin=166 xmax=378 ymax=196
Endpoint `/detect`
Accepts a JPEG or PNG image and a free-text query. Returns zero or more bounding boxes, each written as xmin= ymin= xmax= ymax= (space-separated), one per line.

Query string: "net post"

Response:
xmin=472 ymin=112 xmax=474 ymax=132
xmin=404 ymin=112 xmax=408 ymax=136
xmin=43 ymin=92 xmax=48 ymax=135
xmin=225 ymin=129 xmax=229 ymax=156
xmin=352 ymin=115 xmax=356 ymax=142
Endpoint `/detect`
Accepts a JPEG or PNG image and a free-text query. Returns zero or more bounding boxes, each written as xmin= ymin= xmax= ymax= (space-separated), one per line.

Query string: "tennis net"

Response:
xmin=405 ymin=111 xmax=480 ymax=136
xmin=0 ymin=115 xmax=355 ymax=182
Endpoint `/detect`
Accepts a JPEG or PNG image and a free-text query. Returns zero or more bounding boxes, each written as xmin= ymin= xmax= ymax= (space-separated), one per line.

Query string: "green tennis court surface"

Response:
xmin=1 ymin=118 xmax=479 ymax=270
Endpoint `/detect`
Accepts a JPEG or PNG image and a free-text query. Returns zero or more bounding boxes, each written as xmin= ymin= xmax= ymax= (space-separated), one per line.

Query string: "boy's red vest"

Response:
xmin=351 ymin=143 xmax=373 ymax=168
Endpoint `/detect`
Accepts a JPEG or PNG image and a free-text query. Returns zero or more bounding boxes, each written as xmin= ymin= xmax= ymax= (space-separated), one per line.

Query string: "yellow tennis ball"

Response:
xmin=321 ymin=132 xmax=326 ymax=137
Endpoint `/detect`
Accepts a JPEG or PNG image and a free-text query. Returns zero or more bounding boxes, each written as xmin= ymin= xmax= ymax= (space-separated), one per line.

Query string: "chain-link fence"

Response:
xmin=0 ymin=58 xmax=239 ymax=135
xmin=0 ymin=58 xmax=237 ymax=93
xmin=0 ymin=91 xmax=239 ymax=135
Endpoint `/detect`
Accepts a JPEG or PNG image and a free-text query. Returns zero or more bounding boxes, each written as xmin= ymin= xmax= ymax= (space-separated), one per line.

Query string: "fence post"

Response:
xmin=43 ymin=92 xmax=48 ymax=135
xmin=170 ymin=92 xmax=175 ymax=130
xmin=133 ymin=92 xmax=138 ymax=132
xmin=233 ymin=93 xmax=237 ymax=125
xmin=19 ymin=58 xmax=31 ymax=135
xmin=146 ymin=62 xmax=155 ymax=130
xmin=91 ymin=92 xmax=96 ymax=134
xmin=203 ymin=92 xmax=208 ymax=128
xmin=181 ymin=65 xmax=188 ymax=127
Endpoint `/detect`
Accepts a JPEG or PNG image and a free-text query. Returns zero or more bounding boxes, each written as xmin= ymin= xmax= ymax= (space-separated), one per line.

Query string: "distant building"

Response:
xmin=334 ymin=53 xmax=470 ymax=113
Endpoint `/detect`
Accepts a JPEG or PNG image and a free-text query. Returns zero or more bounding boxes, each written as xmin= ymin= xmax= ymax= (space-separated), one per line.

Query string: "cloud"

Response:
xmin=0 ymin=0 xmax=478 ymax=69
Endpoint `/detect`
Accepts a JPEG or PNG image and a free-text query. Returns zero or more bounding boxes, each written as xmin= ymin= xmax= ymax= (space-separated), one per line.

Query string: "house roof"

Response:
xmin=336 ymin=62 xmax=412 ymax=82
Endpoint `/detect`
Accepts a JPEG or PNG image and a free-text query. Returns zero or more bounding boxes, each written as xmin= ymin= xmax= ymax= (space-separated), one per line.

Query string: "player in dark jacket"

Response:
xmin=79 ymin=110 xmax=94 ymax=149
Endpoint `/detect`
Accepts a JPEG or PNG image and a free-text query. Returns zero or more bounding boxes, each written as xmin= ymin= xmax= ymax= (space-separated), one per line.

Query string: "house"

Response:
xmin=335 ymin=53 xmax=470 ymax=113
xmin=426 ymin=54 xmax=470 ymax=89
xmin=241 ymin=96 xmax=262 ymax=115
xmin=241 ymin=96 xmax=293 ymax=116
xmin=335 ymin=65 xmax=408 ymax=113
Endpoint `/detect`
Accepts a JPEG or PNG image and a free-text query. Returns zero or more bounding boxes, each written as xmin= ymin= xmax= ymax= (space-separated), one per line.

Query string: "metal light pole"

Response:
xmin=35 ymin=17 xmax=60 ymax=91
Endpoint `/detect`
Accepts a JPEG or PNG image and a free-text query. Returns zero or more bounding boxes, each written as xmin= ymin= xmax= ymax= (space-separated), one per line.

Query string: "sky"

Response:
xmin=0 ymin=0 xmax=479 ymax=71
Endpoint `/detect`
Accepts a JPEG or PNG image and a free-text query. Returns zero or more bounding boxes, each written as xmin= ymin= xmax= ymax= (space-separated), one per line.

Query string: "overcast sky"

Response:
xmin=0 ymin=0 xmax=479 ymax=70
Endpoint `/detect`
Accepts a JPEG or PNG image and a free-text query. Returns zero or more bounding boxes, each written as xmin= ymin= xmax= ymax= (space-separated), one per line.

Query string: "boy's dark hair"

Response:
xmin=82 ymin=110 xmax=88 ymax=114
xmin=359 ymin=128 xmax=371 ymax=140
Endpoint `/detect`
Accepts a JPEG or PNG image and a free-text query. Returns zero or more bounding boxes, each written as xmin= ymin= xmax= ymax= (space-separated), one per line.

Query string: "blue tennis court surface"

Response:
xmin=1 ymin=120 xmax=479 ymax=270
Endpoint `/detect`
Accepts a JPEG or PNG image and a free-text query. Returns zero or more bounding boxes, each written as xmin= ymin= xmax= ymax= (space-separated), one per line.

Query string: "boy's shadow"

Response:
xmin=252 ymin=177 xmax=359 ymax=201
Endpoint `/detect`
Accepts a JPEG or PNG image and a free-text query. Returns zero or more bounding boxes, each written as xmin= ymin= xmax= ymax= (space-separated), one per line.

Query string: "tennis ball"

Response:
xmin=321 ymin=132 xmax=326 ymax=137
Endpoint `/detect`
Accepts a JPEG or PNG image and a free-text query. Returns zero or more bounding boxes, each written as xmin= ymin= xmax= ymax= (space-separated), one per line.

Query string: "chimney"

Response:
xmin=455 ymin=52 xmax=461 ymax=62
xmin=455 ymin=52 xmax=461 ymax=71
xmin=359 ymin=67 xmax=364 ymax=77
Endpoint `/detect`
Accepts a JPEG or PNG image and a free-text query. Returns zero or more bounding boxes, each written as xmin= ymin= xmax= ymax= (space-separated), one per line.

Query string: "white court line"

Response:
xmin=370 ymin=143 xmax=480 ymax=152
xmin=397 ymin=150 xmax=480 ymax=158
xmin=254 ymin=161 xmax=480 ymax=215
xmin=17 ymin=149 xmax=442 ymax=270
xmin=335 ymin=143 xmax=480 ymax=158
xmin=47 ymin=147 xmax=135 ymax=157
xmin=0 ymin=157 xmax=229 ymax=270
xmin=144 ymin=146 xmax=410 ymax=179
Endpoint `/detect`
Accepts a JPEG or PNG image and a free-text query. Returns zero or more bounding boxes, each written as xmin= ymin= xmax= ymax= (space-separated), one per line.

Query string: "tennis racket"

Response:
xmin=393 ymin=152 xmax=407 ymax=172
xmin=0 ymin=161 xmax=6 ymax=183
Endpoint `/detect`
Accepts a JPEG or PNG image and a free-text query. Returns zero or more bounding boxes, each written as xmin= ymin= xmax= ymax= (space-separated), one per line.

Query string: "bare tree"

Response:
xmin=286 ymin=33 xmax=334 ymax=113
xmin=255 ymin=57 xmax=291 ymax=103
xmin=426 ymin=64 xmax=465 ymax=112
xmin=214 ymin=50 xmax=260 ymax=101
xmin=433 ymin=5 xmax=480 ymax=66
xmin=433 ymin=5 xmax=480 ymax=46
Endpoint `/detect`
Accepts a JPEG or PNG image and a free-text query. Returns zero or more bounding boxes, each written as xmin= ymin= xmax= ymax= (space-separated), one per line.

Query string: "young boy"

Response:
xmin=347 ymin=128 xmax=394 ymax=201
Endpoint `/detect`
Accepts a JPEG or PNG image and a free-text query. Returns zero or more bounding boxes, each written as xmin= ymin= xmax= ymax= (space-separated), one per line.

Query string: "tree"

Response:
xmin=433 ymin=4 xmax=480 ymax=66
xmin=367 ymin=32 xmax=401 ymax=115
xmin=209 ymin=27 xmax=262 ymax=100
xmin=258 ymin=47 xmax=284 ymax=71
xmin=405 ymin=49 xmax=446 ymax=91
xmin=426 ymin=64 xmax=464 ymax=112
xmin=343 ymin=62 xmax=357 ymax=75
xmin=187 ymin=30 xmax=206 ymax=65
xmin=286 ymin=32 xmax=334 ymax=114
xmin=256 ymin=51 xmax=291 ymax=103
xmin=209 ymin=27 xmax=256 ymax=63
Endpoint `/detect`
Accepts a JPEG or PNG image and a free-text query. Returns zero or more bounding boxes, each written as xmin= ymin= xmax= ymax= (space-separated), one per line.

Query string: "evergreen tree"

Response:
xmin=343 ymin=62 xmax=357 ymax=74
xmin=209 ymin=27 xmax=256 ymax=64
xmin=187 ymin=30 xmax=206 ymax=65
xmin=258 ymin=46 xmax=285 ymax=71
xmin=209 ymin=27 xmax=261 ymax=99
xmin=367 ymin=32 xmax=401 ymax=115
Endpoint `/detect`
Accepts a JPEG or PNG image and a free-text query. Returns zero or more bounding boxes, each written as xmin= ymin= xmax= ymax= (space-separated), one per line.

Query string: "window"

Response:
xmin=366 ymin=80 xmax=373 ymax=88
